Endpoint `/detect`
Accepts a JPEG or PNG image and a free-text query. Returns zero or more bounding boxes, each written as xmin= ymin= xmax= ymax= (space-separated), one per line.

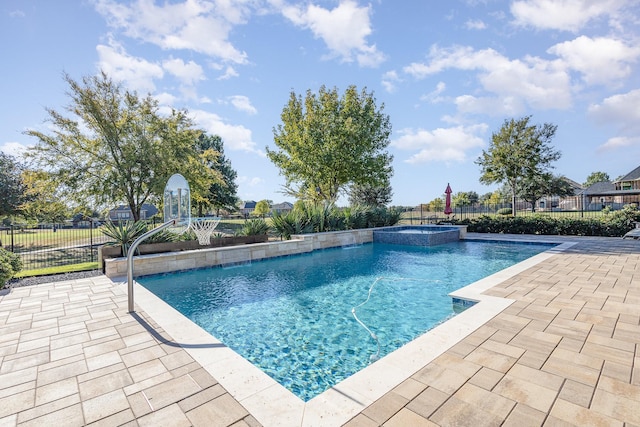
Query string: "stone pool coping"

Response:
xmin=113 ymin=234 xmax=573 ymax=426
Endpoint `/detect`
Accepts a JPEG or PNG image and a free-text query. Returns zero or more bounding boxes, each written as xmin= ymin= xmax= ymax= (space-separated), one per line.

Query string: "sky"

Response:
xmin=2 ymin=0 xmax=640 ymax=208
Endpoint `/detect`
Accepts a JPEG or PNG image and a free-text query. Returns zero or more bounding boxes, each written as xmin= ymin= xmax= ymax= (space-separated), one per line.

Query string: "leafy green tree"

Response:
xmin=0 ymin=153 xmax=27 ymax=216
xmin=583 ymin=171 xmax=611 ymax=188
xmin=25 ymin=72 xmax=218 ymax=222
xmin=518 ymin=174 xmax=575 ymax=212
xmin=476 ymin=116 xmax=561 ymax=216
xmin=268 ymin=85 xmax=393 ymax=203
xmin=348 ymin=179 xmax=393 ymax=207
xmin=253 ymin=200 xmax=271 ymax=217
xmin=429 ymin=197 xmax=444 ymax=212
xmin=452 ymin=192 xmax=471 ymax=207
xmin=19 ymin=170 xmax=68 ymax=223
xmin=487 ymin=191 xmax=505 ymax=205
xmin=194 ymin=133 xmax=238 ymax=216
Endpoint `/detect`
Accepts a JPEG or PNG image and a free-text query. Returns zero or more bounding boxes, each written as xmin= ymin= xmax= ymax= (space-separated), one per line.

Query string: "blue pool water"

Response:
xmin=138 ymin=240 xmax=552 ymax=401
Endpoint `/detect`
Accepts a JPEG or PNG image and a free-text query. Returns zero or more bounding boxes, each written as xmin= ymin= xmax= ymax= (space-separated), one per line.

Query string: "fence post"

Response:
xmin=90 ymin=220 xmax=94 ymax=262
xmin=10 ymin=225 xmax=14 ymax=252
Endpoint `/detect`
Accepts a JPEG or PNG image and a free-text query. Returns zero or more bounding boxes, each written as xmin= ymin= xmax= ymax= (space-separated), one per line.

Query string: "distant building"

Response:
xmin=577 ymin=165 xmax=640 ymax=210
xmin=271 ymin=201 xmax=294 ymax=214
xmin=239 ymin=201 xmax=256 ymax=217
xmin=108 ymin=203 xmax=158 ymax=221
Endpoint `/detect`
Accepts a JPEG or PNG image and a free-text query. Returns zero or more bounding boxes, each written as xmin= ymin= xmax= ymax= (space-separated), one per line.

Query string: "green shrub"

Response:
xmin=241 ymin=218 xmax=270 ymax=236
xmin=453 ymin=204 xmax=640 ymax=237
xmin=100 ymin=220 xmax=148 ymax=256
xmin=496 ymin=208 xmax=512 ymax=216
xmin=0 ymin=248 xmax=22 ymax=288
xmin=270 ymin=211 xmax=313 ymax=240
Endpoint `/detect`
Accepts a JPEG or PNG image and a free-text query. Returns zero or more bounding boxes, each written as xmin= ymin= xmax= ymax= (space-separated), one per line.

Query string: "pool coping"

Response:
xmin=114 ymin=236 xmax=576 ymax=426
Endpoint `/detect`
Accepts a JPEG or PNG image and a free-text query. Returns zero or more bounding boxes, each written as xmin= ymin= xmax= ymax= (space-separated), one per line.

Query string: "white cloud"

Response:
xmin=548 ymin=36 xmax=640 ymax=86
xmin=281 ymin=0 xmax=385 ymax=67
xmin=391 ymin=124 xmax=488 ymax=164
xmin=238 ymin=176 xmax=265 ymax=187
xmin=190 ymin=109 xmax=263 ymax=155
xmin=228 ymin=95 xmax=257 ymax=115
xmin=94 ymin=0 xmax=249 ymax=63
xmin=9 ymin=10 xmax=25 ymax=18
xmin=381 ymin=70 xmax=400 ymax=93
xmin=510 ymin=0 xmax=627 ymax=32
xmin=589 ymin=89 xmax=640 ymax=150
xmin=589 ymin=89 xmax=640 ymax=131
xmin=598 ymin=136 xmax=640 ymax=150
xmin=454 ymin=95 xmax=526 ymax=116
xmin=96 ymin=38 xmax=163 ymax=93
xmin=465 ymin=19 xmax=486 ymax=30
xmin=421 ymin=81 xmax=447 ymax=103
xmin=404 ymin=45 xmax=572 ymax=112
xmin=162 ymin=57 xmax=205 ymax=85
xmin=0 ymin=142 xmax=29 ymax=157
xmin=217 ymin=66 xmax=239 ymax=80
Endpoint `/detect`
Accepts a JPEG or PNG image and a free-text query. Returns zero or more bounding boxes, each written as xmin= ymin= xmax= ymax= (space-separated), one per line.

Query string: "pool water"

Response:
xmin=138 ymin=240 xmax=551 ymax=401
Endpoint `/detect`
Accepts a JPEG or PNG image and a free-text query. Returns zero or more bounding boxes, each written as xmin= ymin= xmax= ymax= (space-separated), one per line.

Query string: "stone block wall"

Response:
xmin=104 ymin=229 xmax=374 ymax=278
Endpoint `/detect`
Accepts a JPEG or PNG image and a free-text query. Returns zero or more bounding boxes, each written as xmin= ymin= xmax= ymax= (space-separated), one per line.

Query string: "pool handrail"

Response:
xmin=127 ymin=219 xmax=177 ymax=312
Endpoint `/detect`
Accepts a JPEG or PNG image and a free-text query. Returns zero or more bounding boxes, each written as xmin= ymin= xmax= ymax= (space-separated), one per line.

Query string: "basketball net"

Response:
xmin=190 ymin=217 xmax=221 ymax=245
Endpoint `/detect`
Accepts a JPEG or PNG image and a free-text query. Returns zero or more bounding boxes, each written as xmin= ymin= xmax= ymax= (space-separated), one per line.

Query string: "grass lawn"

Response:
xmin=14 ymin=262 xmax=99 ymax=278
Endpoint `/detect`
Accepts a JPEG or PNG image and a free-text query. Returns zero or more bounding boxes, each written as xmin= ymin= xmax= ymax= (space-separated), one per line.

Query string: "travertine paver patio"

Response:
xmin=0 ymin=234 xmax=638 ymax=426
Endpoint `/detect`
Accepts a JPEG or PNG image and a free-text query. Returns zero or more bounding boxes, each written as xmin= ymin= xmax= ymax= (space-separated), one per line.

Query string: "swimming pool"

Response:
xmin=138 ymin=240 xmax=552 ymax=401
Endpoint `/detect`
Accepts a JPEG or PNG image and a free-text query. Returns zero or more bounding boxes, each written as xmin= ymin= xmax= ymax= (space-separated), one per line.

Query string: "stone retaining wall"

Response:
xmin=104 ymin=229 xmax=373 ymax=278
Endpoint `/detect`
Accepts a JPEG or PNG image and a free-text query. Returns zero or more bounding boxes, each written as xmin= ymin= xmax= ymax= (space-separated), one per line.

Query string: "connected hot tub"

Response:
xmin=373 ymin=225 xmax=466 ymax=246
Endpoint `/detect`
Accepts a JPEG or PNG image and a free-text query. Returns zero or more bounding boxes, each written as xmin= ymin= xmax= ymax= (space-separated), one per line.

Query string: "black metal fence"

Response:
xmin=402 ymin=200 xmax=621 ymax=224
xmin=1 ymin=223 xmax=111 ymax=273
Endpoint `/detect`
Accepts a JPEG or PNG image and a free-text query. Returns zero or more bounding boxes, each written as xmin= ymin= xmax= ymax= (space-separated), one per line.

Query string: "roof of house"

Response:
xmin=240 ymin=201 xmax=256 ymax=209
xmin=616 ymin=164 xmax=640 ymax=182
xmin=109 ymin=203 xmax=158 ymax=215
xmin=582 ymin=181 xmax=615 ymax=195
xmin=271 ymin=202 xmax=293 ymax=209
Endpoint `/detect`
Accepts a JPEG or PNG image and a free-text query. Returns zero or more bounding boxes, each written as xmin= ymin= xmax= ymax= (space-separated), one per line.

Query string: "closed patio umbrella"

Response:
xmin=444 ymin=183 xmax=453 ymax=216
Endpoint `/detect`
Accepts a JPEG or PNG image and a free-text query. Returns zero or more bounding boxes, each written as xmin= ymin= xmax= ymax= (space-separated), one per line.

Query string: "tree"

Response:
xmin=518 ymin=173 xmax=575 ymax=212
xmin=194 ymin=133 xmax=238 ymax=216
xmin=253 ymin=200 xmax=270 ymax=217
xmin=348 ymin=180 xmax=393 ymax=207
xmin=25 ymin=72 xmax=218 ymax=222
xmin=583 ymin=171 xmax=611 ymax=188
xmin=476 ymin=116 xmax=561 ymax=216
xmin=429 ymin=197 xmax=444 ymax=212
xmin=452 ymin=192 xmax=471 ymax=207
xmin=19 ymin=170 xmax=68 ymax=223
xmin=268 ymin=85 xmax=393 ymax=203
xmin=0 ymin=153 xmax=27 ymax=216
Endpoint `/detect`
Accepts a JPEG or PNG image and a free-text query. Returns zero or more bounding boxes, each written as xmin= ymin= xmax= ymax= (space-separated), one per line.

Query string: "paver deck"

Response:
xmin=0 ymin=234 xmax=639 ymax=426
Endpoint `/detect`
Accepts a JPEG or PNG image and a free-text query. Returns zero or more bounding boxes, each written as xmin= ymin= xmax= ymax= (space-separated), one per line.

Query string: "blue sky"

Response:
xmin=2 ymin=0 xmax=640 ymax=207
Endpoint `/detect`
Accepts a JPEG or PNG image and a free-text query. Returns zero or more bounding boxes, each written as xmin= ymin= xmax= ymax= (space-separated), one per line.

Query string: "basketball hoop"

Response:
xmin=190 ymin=217 xmax=221 ymax=245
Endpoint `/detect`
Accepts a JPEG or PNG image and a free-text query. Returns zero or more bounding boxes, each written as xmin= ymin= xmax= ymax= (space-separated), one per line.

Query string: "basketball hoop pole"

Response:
xmin=127 ymin=219 xmax=177 ymax=312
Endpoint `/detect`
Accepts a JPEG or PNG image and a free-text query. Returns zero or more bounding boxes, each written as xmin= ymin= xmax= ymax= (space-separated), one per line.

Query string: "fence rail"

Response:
xmin=1 ymin=223 xmax=111 ymax=273
xmin=400 ymin=202 xmax=623 ymax=224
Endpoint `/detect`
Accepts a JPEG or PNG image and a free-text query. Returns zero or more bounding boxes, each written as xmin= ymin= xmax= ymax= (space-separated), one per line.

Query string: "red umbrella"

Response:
xmin=444 ymin=183 xmax=453 ymax=216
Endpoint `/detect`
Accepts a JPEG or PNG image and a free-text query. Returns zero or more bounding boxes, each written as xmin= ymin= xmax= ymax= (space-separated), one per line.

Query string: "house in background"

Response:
xmin=541 ymin=177 xmax=584 ymax=210
xmin=239 ymin=201 xmax=256 ymax=217
xmin=578 ymin=165 xmax=640 ymax=210
xmin=108 ymin=203 xmax=158 ymax=221
xmin=271 ymin=201 xmax=294 ymax=214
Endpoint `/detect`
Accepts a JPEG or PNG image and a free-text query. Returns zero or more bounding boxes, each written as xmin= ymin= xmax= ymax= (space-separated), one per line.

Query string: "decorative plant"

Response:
xmin=241 ymin=218 xmax=270 ymax=236
xmin=270 ymin=211 xmax=313 ymax=240
xmin=0 ymin=248 xmax=22 ymax=288
xmin=100 ymin=220 xmax=148 ymax=256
